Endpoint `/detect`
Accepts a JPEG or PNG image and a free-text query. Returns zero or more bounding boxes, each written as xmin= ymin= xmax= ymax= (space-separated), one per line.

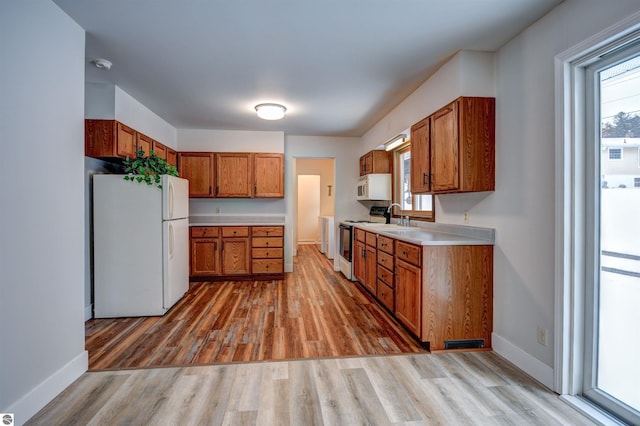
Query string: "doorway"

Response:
xmin=294 ymin=158 xmax=335 ymax=254
xmin=297 ymin=175 xmax=320 ymax=245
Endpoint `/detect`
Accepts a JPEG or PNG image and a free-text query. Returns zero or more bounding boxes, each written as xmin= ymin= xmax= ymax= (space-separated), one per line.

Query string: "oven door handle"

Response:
xmin=339 ymin=224 xmax=352 ymax=230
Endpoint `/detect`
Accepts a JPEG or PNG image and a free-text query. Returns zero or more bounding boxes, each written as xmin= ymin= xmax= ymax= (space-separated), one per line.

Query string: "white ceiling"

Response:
xmin=53 ymin=0 xmax=563 ymax=136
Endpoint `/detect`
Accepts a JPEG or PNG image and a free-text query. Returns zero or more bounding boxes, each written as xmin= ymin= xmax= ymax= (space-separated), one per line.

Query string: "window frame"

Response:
xmin=608 ymin=147 xmax=622 ymax=160
xmin=391 ymin=143 xmax=434 ymax=221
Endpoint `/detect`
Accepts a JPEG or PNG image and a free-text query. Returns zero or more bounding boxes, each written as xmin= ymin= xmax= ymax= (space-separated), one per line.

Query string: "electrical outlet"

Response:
xmin=463 ymin=211 xmax=469 ymax=224
xmin=215 ymin=207 xmax=221 ymax=214
xmin=537 ymin=326 xmax=548 ymax=346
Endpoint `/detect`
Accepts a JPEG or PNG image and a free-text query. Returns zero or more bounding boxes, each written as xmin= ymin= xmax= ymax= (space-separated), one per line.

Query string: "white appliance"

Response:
xmin=93 ymin=175 xmax=189 ymax=318
xmin=317 ymin=216 xmax=335 ymax=259
xmin=356 ymin=173 xmax=392 ymax=201
xmin=338 ymin=207 xmax=386 ymax=280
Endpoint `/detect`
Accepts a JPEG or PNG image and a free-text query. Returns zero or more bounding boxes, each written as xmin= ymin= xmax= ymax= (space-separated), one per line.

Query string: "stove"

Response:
xmin=338 ymin=206 xmax=389 ymax=280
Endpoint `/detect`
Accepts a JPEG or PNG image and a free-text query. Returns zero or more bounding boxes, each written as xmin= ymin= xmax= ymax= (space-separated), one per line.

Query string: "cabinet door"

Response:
xmin=395 ymin=259 xmax=422 ymax=336
xmin=136 ymin=133 xmax=153 ymax=157
xmin=430 ymin=101 xmax=459 ymax=192
xmin=152 ymin=140 xmax=167 ymax=159
xmin=410 ymin=117 xmax=431 ymax=193
xmin=216 ymin=153 xmax=252 ymax=197
xmin=254 ymin=153 xmax=284 ymax=198
xmin=221 ymin=238 xmax=250 ymax=275
xmin=359 ymin=155 xmax=367 ymax=176
xmin=116 ymin=122 xmax=137 ymax=158
xmin=353 ymin=240 xmax=366 ymax=284
xmin=190 ymin=238 xmax=221 ymax=276
xmin=166 ymin=148 xmax=178 ymax=167
xmin=178 ymin=153 xmax=214 ymax=198
xmin=364 ymin=244 xmax=377 ymax=294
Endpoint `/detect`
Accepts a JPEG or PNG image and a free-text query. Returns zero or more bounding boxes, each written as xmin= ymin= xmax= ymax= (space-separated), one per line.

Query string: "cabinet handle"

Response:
xmin=423 ymin=173 xmax=427 ymax=186
xmin=214 ymin=241 xmax=217 ymax=251
xmin=402 ymin=250 xmax=407 ymax=256
xmin=233 ymin=231 xmax=237 ymax=235
xmin=209 ymin=185 xmax=212 ymax=195
xmin=221 ymin=241 xmax=225 ymax=251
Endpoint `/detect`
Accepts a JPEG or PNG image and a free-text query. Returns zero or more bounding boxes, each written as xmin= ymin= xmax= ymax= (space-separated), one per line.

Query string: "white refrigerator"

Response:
xmin=93 ymin=174 xmax=189 ymax=318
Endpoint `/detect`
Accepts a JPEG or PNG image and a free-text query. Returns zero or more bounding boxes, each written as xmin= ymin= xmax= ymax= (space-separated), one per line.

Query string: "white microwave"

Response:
xmin=356 ymin=173 xmax=391 ymax=201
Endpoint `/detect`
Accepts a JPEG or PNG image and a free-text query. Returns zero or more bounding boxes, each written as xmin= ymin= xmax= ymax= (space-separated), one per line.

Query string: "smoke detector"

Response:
xmin=91 ymin=59 xmax=112 ymax=70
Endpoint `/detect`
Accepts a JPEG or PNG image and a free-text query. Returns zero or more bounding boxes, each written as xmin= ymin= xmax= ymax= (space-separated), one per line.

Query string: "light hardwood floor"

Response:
xmin=28 ymin=351 xmax=594 ymax=425
xmin=28 ymin=246 xmax=595 ymax=424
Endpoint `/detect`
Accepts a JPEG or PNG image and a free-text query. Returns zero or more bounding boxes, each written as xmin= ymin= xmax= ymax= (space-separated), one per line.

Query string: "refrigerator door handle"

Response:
xmin=169 ymin=222 xmax=174 ymax=259
xmin=168 ymin=181 xmax=174 ymax=219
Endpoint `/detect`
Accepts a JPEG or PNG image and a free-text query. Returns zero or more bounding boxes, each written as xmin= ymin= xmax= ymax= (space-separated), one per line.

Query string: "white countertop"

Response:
xmin=352 ymin=222 xmax=494 ymax=246
xmin=189 ymin=214 xmax=285 ymax=226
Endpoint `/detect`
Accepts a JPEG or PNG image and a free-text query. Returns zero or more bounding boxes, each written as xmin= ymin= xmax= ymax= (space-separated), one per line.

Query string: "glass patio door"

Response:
xmin=584 ymin=45 xmax=640 ymax=425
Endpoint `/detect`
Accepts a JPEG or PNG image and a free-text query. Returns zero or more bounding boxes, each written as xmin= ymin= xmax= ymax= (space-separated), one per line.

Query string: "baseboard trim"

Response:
xmin=6 ymin=350 xmax=88 ymax=425
xmin=492 ymin=332 xmax=554 ymax=389
xmin=84 ymin=304 xmax=93 ymax=321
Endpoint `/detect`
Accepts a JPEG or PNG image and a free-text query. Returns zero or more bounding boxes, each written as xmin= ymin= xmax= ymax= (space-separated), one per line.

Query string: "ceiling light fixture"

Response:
xmin=91 ymin=58 xmax=112 ymax=70
xmin=384 ymin=134 xmax=407 ymax=151
xmin=255 ymin=103 xmax=287 ymax=120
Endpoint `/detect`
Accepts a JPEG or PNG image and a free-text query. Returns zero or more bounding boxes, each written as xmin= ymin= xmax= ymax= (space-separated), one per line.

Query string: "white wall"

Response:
xmin=0 ymin=1 xmax=88 ymax=423
xmin=85 ymin=83 xmax=178 ymax=149
xmin=361 ymin=50 xmax=495 ymax=154
xmin=285 ymin=135 xmax=364 ymax=270
xmin=296 ymin=158 xmax=335 ymax=216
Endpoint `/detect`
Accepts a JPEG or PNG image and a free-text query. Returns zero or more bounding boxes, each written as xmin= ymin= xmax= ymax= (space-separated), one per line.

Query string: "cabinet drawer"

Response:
xmin=377 ymin=280 xmax=394 ymax=311
xmin=377 ymin=251 xmax=394 ymax=270
xmin=396 ymin=241 xmax=421 ymax=266
xmin=190 ymin=227 xmax=219 ymax=238
xmin=252 ymin=226 xmax=283 ymax=237
xmin=377 ymin=264 xmax=394 ymax=287
xmin=377 ymin=235 xmax=394 ymax=254
xmin=252 ymin=248 xmax=283 ymax=259
xmin=355 ymin=228 xmax=366 ymax=243
xmin=221 ymin=226 xmax=249 ymax=237
xmin=365 ymin=232 xmax=377 ymax=247
xmin=252 ymin=237 xmax=283 ymax=248
xmin=252 ymin=259 xmax=284 ymax=274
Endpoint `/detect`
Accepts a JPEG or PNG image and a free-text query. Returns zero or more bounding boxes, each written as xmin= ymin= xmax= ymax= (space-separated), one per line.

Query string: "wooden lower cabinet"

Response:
xmin=353 ymin=232 xmax=377 ymax=295
xmin=190 ymin=227 xmax=221 ymax=276
xmin=394 ymin=258 xmax=422 ymax=336
xmin=422 ymin=245 xmax=493 ymax=351
xmin=191 ymin=225 xmax=284 ymax=280
xmin=356 ymin=226 xmax=494 ymax=352
xmin=251 ymin=226 xmax=284 ymax=275
xmin=221 ymin=237 xmax=250 ymax=275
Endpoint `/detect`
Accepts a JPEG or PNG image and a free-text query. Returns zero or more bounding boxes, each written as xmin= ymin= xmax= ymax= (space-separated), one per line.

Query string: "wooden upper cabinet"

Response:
xmin=432 ymin=97 xmax=495 ymax=193
xmin=152 ymin=140 xmax=167 ymax=159
xmin=359 ymin=150 xmax=391 ymax=176
xmin=85 ymin=119 xmax=137 ymax=159
xmin=410 ymin=97 xmax=495 ymax=194
xmin=410 ymin=117 xmax=431 ymax=193
xmin=166 ymin=148 xmax=177 ymax=167
xmin=216 ymin=153 xmax=252 ymax=198
xmin=136 ymin=132 xmax=153 ymax=157
xmin=430 ymin=101 xmax=459 ymax=192
xmin=254 ymin=153 xmax=284 ymax=198
xmin=178 ymin=152 xmax=215 ymax=198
